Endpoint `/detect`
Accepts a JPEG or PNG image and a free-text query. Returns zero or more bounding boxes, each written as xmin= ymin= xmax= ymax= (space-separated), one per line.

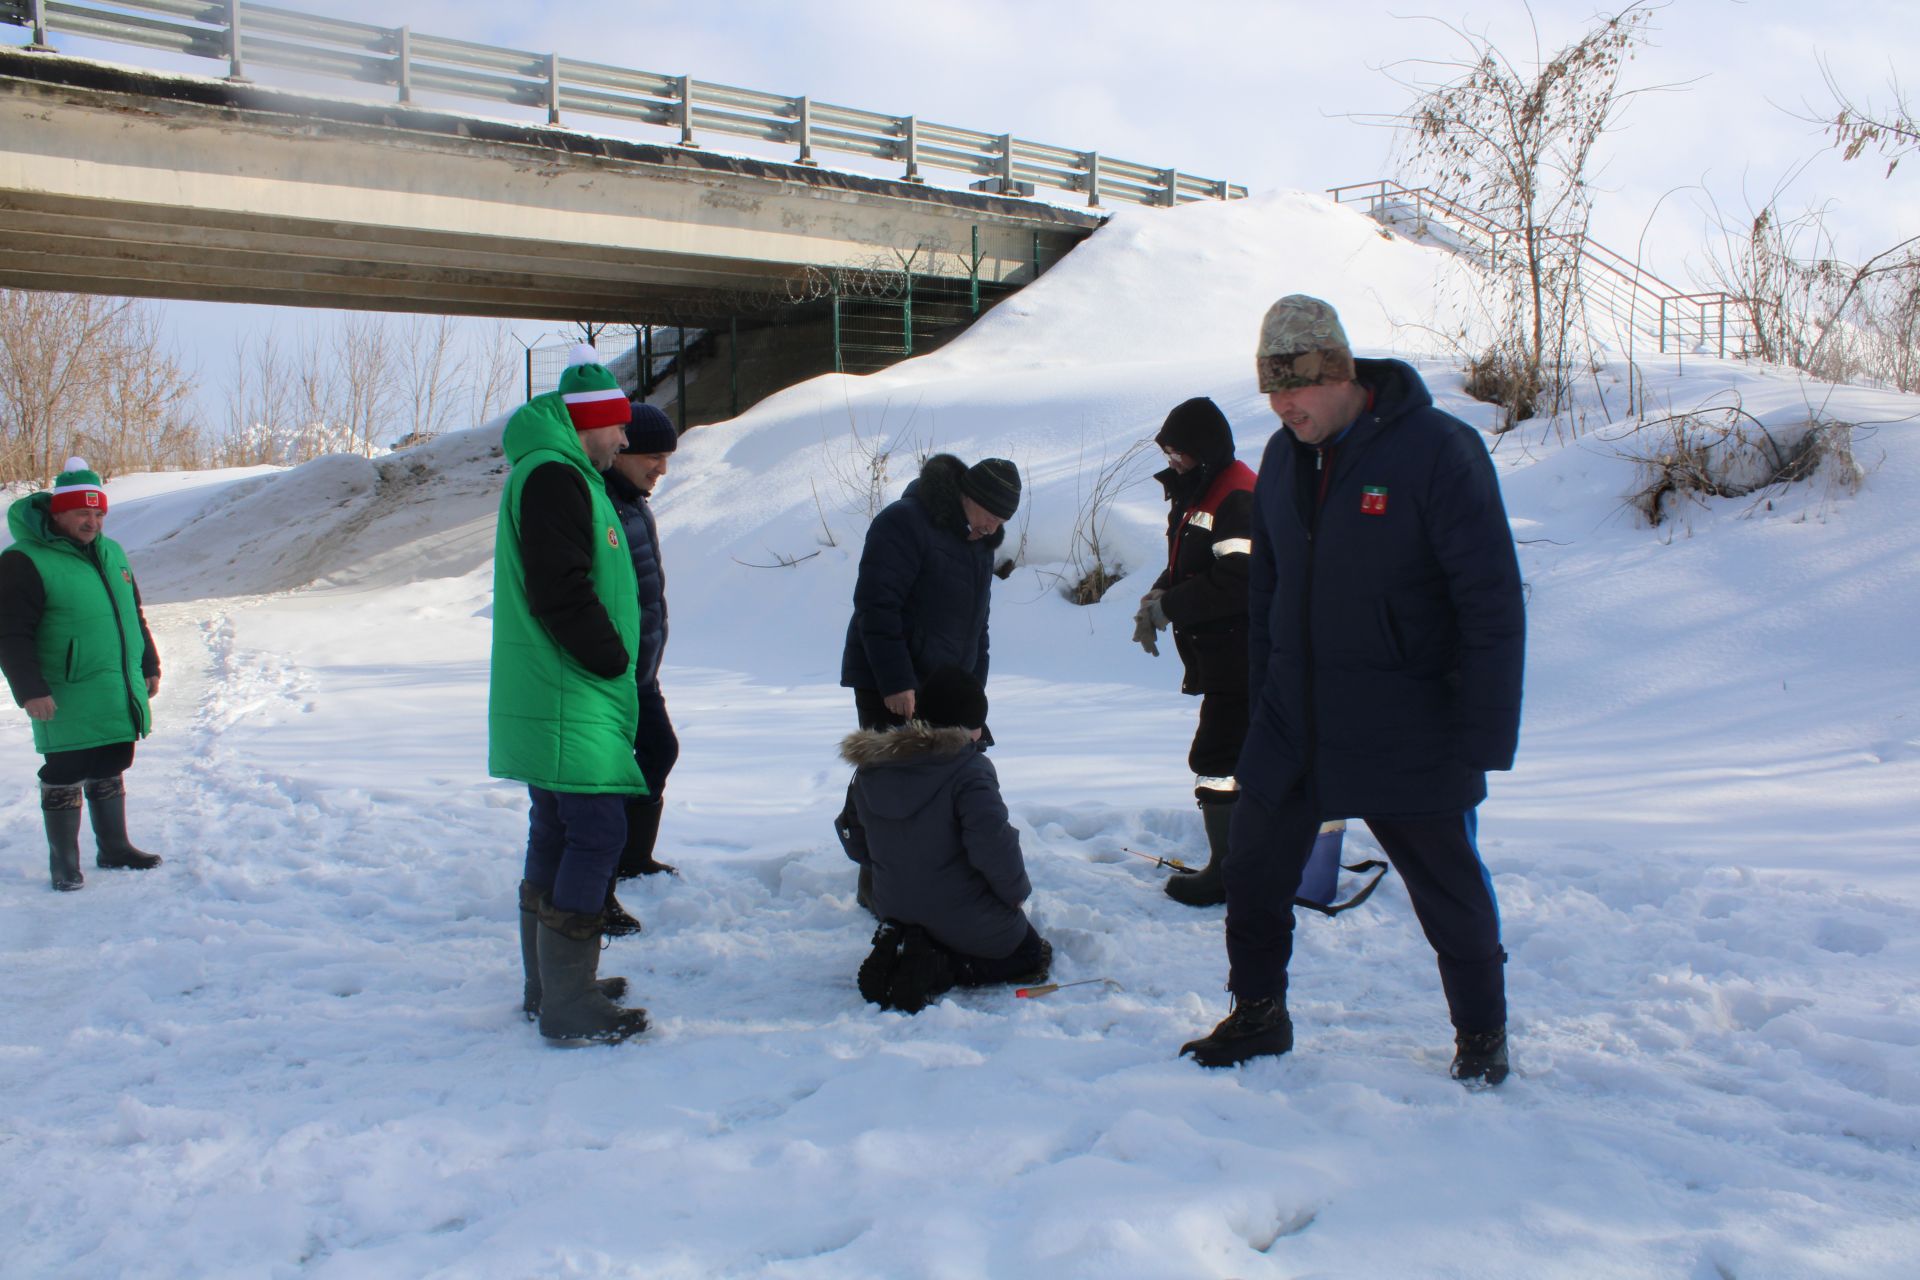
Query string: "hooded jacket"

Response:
xmin=0 ymin=493 xmax=157 ymax=754
xmin=487 ymin=393 xmax=647 ymax=795
xmin=841 ymin=454 xmax=1003 ymax=696
xmin=1151 ymin=406 xmax=1257 ymax=695
xmin=837 ymin=723 xmax=1033 ymax=959
xmin=1240 ymin=357 xmax=1525 ymax=817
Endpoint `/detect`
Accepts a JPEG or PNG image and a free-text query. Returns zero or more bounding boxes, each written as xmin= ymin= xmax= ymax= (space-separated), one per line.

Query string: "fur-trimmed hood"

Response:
xmin=840 ymin=721 xmax=977 ymax=767
xmin=905 ymin=454 xmax=1006 ymax=552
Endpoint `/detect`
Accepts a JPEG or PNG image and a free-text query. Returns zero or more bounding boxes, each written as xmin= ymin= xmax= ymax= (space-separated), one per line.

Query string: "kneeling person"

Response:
xmin=837 ymin=667 xmax=1049 ymax=1010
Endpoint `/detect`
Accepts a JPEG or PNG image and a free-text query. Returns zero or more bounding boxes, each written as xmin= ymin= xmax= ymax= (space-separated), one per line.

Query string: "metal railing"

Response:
xmin=4 ymin=0 xmax=1248 ymax=209
xmin=1328 ymin=179 xmax=1753 ymax=359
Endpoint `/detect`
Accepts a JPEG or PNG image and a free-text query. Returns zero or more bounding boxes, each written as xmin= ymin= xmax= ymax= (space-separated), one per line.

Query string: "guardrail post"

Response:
xmin=1216 ymin=178 xmax=1230 ymax=201
xmin=1000 ymin=134 xmax=1015 ymax=190
xmin=795 ymin=96 xmax=816 ymax=165
xmin=1084 ymin=151 xmax=1101 ymax=208
xmin=225 ymin=0 xmax=248 ymax=82
xmin=26 ymin=0 xmax=53 ymax=50
xmin=1163 ymin=168 xmax=1179 ymax=208
xmin=901 ymin=116 xmax=923 ymax=183
xmin=395 ymin=26 xmax=412 ymax=104
xmin=678 ymin=75 xmax=697 ymax=147
xmin=545 ymin=53 xmax=561 ymax=124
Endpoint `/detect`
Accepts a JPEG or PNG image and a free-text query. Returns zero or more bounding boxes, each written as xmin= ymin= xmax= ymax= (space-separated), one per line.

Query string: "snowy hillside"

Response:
xmin=3 ymin=190 xmax=1917 ymax=1280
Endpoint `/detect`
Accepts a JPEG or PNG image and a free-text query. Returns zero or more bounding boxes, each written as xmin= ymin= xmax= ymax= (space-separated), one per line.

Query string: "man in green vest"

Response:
xmin=489 ymin=346 xmax=651 ymax=1046
xmin=1 ymin=457 xmax=163 ymax=892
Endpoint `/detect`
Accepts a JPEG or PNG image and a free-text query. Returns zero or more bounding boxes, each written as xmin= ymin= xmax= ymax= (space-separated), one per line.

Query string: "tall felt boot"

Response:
xmin=616 ymin=795 xmax=675 ymax=877
xmin=534 ymin=895 xmax=648 ymax=1046
xmin=1166 ymin=800 xmax=1233 ymax=907
xmin=84 ymin=775 xmax=161 ymax=870
xmin=518 ymin=880 xmax=626 ymax=1022
xmin=42 ymin=783 xmax=84 ymax=892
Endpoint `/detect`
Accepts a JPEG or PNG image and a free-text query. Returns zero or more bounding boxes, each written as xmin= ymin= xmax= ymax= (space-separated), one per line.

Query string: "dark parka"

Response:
xmin=604 ymin=467 xmax=667 ymax=689
xmin=1151 ymin=432 xmax=1257 ymax=696
xmin=1241 ymin=357 xmax=1525 ymax=817
xmin=841 ymin=454 xmax=1002 ymax=697
xmin=837 ymin=723 xmax=1033 ymax=960
xmin=0 ymin=494 xmax=160 ymax=754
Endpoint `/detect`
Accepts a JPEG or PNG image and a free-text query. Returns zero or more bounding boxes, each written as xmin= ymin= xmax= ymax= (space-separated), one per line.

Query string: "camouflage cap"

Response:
xmin=1255 ymin=295 xmax=1355 ymax=391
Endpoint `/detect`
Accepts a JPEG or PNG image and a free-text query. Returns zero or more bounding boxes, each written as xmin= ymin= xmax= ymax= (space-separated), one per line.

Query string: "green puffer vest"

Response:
xmin=486 ymin=394 xmax=648 ymax=795
xmin=5 ymin=493 xmax=153 ymax=754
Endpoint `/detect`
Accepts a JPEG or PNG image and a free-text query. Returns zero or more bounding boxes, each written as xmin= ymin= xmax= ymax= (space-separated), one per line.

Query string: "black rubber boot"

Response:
xmin=1450 ymin=1028 xmax=1510 ymax=1088
xmin=601 ymin=884 xmax=644 ymax=938
xmin=534 ymin=895 xmax=648 ymax=1045
xmin=1179 ymin=997 xmax=1293 ymax=1068
xmin=617 ymin=795 xmax=676 ymax=877
xmin=84 ymin=776 xmax=161 ymax=870
xmin=518 ymin=880 xmax=625 ymax=1022
xmin=42 ymin=783 xmax=84 ymax=892
xmin=1165 ymin=800 xmax=1232 ymax=907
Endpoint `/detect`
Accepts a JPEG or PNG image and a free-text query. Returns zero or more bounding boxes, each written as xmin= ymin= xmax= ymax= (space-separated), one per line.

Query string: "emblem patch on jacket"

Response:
xmin=1360 ymin=486 xmax=1389 ymax=516
xmin=606 ymin=526 xmax=619 ymax=548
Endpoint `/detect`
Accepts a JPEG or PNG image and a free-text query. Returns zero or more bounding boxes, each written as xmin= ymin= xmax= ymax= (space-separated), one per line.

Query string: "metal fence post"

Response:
xmin=1658 ymin=296 xmax=1667 ymax=354
xmin=1717 ymin=300 xmax=1726 ymax=359
xmin=524 ymin=346 xmax=533 ymax=402
xmin=545 ymin=53 xmax=561 ymax=124
xmin=26 ymin=0 xmax=52 ymax=50
xmin=795 ymin=96 xmax=816 ymax=165
xmin=902 ymin=116 xmax=922 ymax=183
xmin=678 ymin=75 xmax=697 ymax=147
xmin=1084 ymin=151 xmax=1101 ymax=208
xmin=969 ymin=225 xmax=980 ymax=316
xmin=395 ymin=26 xmax=412 ymax=104
xmin=831 ymin=275 xmax=843 ymax=374
xmin=902 ymin=266 xmax=913 ymax=356
xmin=675 ymin=326 xmax=687 ymax=429
xmin=729 ymin=317 xmax=739 ymax=419
xmin=226 ymin=0 xmax=248 ymax=82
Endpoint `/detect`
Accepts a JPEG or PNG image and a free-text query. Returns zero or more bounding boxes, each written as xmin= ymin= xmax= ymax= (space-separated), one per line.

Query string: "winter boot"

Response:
xmin=1179 ymin=997 xmax=1293 ymax=1068
xmin=518 ymin=880 xmax=626 ymax=1022
xmin=857 ymin=921 xmax=905 ymax=1006
xmin=1450 ymin=1028 xmax=1510 ymax=1089
xmin=887 ymin=925 xmax=955 ymax=1014
xmin=85 ymin=775 xmax=161 ymax=870
xmin=616 ymin=795 xmax=676 ymax=877
xmin=1165 ymin=800 xmax=1233 ymax=907
xmin=42 ymin=783 xmax=84 ymax=892
xmin=601 ymin=885 xmax=644 ymax=938
xmin=534 ymin=895 xmax=648 ymax=1045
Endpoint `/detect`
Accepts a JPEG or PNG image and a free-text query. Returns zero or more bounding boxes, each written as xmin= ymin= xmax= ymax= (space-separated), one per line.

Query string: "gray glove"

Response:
xmin=1131 ymin=605 xmax=1159 ymax=656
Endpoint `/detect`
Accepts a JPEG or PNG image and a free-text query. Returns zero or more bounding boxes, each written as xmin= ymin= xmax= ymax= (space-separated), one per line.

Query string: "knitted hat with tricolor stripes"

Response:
xmin=50 ymin=456 xmax=108 ymax=515
xmin=557 ymin=344 xmax=631 ymax=431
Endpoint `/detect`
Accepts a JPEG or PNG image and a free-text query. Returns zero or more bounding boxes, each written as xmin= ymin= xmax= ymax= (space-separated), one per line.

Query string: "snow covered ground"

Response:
xmin=4 ymin=192 xmax=1917 ymax=1279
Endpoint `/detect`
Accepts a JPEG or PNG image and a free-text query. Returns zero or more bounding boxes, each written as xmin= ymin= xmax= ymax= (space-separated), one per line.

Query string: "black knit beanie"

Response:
xmin=622 ymin=403 xmax=679 ymax=454
xmin=959 ymin=457 xmax=1021 ymax=520
xmin=917 ymin=667 xmax=988 ymax=731
xmin=1154 ymin=397 xmax=1234 ymax=467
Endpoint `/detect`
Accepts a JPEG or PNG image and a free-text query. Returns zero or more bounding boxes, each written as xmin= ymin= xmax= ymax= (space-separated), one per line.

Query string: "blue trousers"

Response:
xmin=1223 ymin=782 xmax=1507 ymax=1032
xmin=522 ymin=786 xmax=627 ymax=914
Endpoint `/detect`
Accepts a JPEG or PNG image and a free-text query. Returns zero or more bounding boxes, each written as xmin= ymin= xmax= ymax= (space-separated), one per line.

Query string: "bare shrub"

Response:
xmin=823 ymin=399 xmax=927 ymax=523
xmin=1462 ymin=344 xmax=1543 ymax=422
xmin=1064 ymin=437 xmax=1154 ymax=605
xmin=1618 ymin=399 xmax=1862 ymax=527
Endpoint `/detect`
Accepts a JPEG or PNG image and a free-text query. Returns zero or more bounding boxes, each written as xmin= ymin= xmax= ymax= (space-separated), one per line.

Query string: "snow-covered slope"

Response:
xmin=3 ymin=189 xmax=1916 ymax=1279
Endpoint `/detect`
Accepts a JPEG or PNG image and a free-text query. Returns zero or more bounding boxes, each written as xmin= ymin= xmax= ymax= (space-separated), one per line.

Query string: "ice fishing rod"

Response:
xmin=1016 ymin=977 xmax=1121 ymax=999
xmin=1120 ymin=846 xmax=1193 ymax=873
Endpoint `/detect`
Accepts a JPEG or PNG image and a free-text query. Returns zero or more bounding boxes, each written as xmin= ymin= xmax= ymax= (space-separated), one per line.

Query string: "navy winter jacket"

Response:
xmin=837 ymin=722 xmax=1034 ymax=960
xmin=604 ymin=467 xmax=667 ymax=690
xmin=1240 ymin=358 xmax=1525 ymax=817
xmin=840 ymin=454 xmax=1002 ymax=696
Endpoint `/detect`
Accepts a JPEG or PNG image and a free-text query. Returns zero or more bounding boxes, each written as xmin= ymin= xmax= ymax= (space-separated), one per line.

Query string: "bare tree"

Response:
xmin=395 ymin=313 xmax=465 ymax=444
xmin=1819 ymin=63 xmax=1918 ymax=178
xmin=466 ymin=320 xmax=523 ymax=426
xmin=1381 ymin=3 xmax=1662 ymax=427
xmin=0 ymin=290 xmax=198 ymax=484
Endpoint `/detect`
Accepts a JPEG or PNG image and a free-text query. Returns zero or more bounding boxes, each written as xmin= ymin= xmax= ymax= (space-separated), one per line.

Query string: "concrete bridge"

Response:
xmin=0 ymin=49 xmax=1104 ymax=324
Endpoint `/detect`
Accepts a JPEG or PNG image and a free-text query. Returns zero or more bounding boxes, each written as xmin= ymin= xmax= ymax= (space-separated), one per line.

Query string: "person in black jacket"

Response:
xmin=1179 ymin=296 xmax=1525 ymax=1087
xmin=601 ymin=404 xmax=680 ymax=934
xmin=1131 ymin=397 xmax=1258 ymax=907
xmin=837 ymin=667 xmax=1050 ymax=1012
xmin=839 ymin=453 xmax=1020 ymax=910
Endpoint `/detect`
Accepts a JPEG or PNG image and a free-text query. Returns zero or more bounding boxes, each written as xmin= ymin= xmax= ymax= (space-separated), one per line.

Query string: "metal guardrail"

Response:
xmin=4 ymin=0 xmax=1248 ymax=210
xmin=1328 ymin=179 xmax=1753 ymax=359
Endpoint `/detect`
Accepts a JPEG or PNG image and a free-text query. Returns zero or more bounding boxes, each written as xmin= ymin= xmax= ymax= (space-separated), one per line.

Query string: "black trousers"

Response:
xmin=634 ymin=682 xmax=679 ymax=797
xmin=40 ymin=742 xmax=136 ymax=787
xmin=1223 ymin=780 xmax=1507 ymax=1032
xmin=949 ymin=923 xmax=1048 ymax=985
xmin=1189 ymin=691 xmax=1248 ymax=805
xmin=853 ymin=687 xmax=908 ymax=733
